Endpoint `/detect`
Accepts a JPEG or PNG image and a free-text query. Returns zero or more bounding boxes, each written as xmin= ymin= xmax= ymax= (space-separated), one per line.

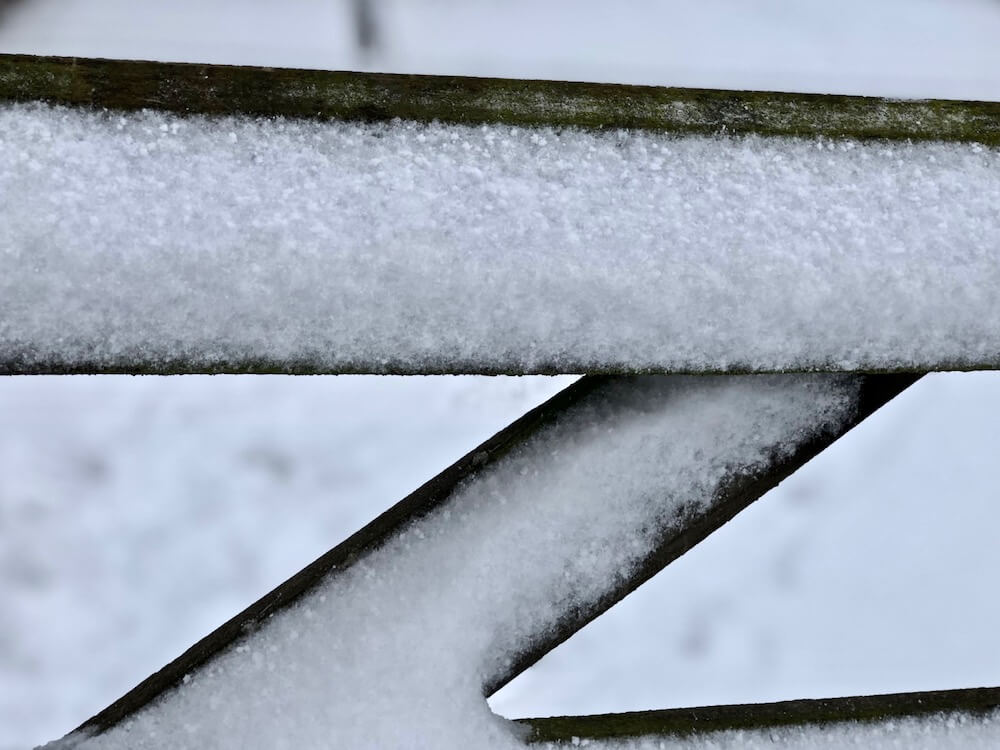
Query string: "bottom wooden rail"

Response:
xmin=517 ymin=686 xmax=1000 ymax=743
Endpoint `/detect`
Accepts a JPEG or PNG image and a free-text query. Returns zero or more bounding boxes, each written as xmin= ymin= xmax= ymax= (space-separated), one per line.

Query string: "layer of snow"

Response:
xmin=57 ymin=375 xmax=861 ymax=748
xmin=578 ymin=711 xmax=1000 ymax=750
xmin=3 ymin=104 xmax=1000 ymax=374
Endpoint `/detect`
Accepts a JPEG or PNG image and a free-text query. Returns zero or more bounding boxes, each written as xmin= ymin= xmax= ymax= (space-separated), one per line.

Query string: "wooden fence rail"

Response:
xmin=3 ymin=53 xmax=1000 ymax=143
xmin=3 ymin=54 xmax=1000 ymax=378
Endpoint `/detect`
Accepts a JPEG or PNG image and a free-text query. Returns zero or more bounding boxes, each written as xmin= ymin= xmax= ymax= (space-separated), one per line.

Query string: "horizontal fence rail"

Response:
xmin=3 ymin=53 xmax=1000 ymax=143
xmin=518 ymin=686 xmax=1000 ymax=743
xmin=3 ymin=54 xmax=1000 ymax=377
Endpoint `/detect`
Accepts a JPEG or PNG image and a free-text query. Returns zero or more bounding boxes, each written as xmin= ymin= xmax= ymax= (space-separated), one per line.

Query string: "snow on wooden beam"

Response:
xmin=69 ymin=375 xmax=611 ymax=738
xmin=62 ymin=373 xmax=915 ymax=747
xmin=480 ymin=373 xmax=919 ymax=698
xmin=2 ymin=53 xmax=1000 ymax=143
xmin=2 ymin=55 xmax=1000 ymax=376
xmin=518 ymin=686 xmax=1000 ymax=744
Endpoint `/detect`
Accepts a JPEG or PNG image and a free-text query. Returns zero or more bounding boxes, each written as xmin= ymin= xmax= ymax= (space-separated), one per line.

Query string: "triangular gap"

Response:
xmin=0 ymin=374 xmax=575 ymax=750
xmin=491 ymin=371 xmax=1000 ymax=719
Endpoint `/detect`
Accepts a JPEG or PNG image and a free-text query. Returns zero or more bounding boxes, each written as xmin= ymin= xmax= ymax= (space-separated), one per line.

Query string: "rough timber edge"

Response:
xmin=52 ymin=373 xmax=917 ymax=744
xmin=517 ymin=686 xmax=1000 ymax=743
xmin=2 ymin=53 xmax=1000 ymax=145
xmin=2 ymin=355 xmax=998 ymax=377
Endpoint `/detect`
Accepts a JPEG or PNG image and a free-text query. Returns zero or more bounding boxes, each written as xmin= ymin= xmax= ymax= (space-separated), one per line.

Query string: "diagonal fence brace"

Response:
xmin=58 ymin=373 xmax=917 ymax=748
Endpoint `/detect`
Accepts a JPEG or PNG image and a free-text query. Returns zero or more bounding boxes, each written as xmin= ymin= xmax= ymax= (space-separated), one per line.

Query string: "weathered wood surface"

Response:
xmin=519 ymin=686 xmax=1000 ymax=742
xmin=69 ymin=373 xmax=916 ymax=740
xmin=2 ymin=53 xmax=1000 ymax=144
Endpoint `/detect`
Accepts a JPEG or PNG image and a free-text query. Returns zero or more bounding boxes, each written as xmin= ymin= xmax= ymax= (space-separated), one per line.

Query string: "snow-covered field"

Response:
xmin=3 ymin=1 xmax=1000 ymax=748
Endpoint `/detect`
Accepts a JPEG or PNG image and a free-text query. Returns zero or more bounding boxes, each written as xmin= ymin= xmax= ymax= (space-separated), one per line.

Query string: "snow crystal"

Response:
xmin=2 ymin=104 xmax=1000 ymax=374
xmin=52 ymin=374 xmax=871 ymax=749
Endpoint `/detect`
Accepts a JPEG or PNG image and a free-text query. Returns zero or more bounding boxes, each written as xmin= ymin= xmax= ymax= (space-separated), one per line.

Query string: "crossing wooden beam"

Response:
xmin=69 ymin=375 xmax=609 ymax=737
xmin=67 ymin=373 xmax=916 ymax=740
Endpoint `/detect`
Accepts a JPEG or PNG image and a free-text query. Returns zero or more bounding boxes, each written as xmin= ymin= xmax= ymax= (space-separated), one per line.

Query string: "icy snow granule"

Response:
xmin=2 ymin=104 xmax=1000 ymax=374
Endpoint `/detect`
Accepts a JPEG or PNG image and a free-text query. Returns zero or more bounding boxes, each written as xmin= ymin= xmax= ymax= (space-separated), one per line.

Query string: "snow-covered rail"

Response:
xmin=3 ymin=54 xmax=1000 ymax=375
xmin=3 ymin=54 xmax=1000 ymax=142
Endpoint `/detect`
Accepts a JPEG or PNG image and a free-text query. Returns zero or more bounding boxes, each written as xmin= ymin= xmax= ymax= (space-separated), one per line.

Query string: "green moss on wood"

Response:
xmin=2 ymin=53 xmax=999 ymax=145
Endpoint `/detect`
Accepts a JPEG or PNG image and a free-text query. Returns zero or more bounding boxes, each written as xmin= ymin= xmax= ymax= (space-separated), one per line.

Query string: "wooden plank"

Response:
xmin=2 ymin=53 xmax=1000 ymax=144
xmin=519 ymin=686 xmax=1000 ymax=742
xmin=3 ymin=54 xmax=998 ymax=378
xmin=69 ymin=373 xmax=916 ymax=739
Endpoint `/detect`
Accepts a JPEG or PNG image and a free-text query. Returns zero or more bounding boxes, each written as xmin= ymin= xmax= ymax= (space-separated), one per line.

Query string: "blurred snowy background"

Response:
xmin=2 ymin=1 xmax=1000 ymax=747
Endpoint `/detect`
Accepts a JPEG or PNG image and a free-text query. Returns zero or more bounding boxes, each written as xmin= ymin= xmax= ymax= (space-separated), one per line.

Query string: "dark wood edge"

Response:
xmin=2 ymin=358 xmax=997 ymax=377
xmin=2 ymin=53 xmax=999 ymax=144
xmin=517 ymin=686 xmax=1000 ymax=742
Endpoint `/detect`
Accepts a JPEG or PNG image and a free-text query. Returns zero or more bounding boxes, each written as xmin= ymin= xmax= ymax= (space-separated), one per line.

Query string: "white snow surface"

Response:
xmin=3 ymin=104 xmax=1000 ymax=373
xmin=57 ymin=374 xmax=861 ymax=749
